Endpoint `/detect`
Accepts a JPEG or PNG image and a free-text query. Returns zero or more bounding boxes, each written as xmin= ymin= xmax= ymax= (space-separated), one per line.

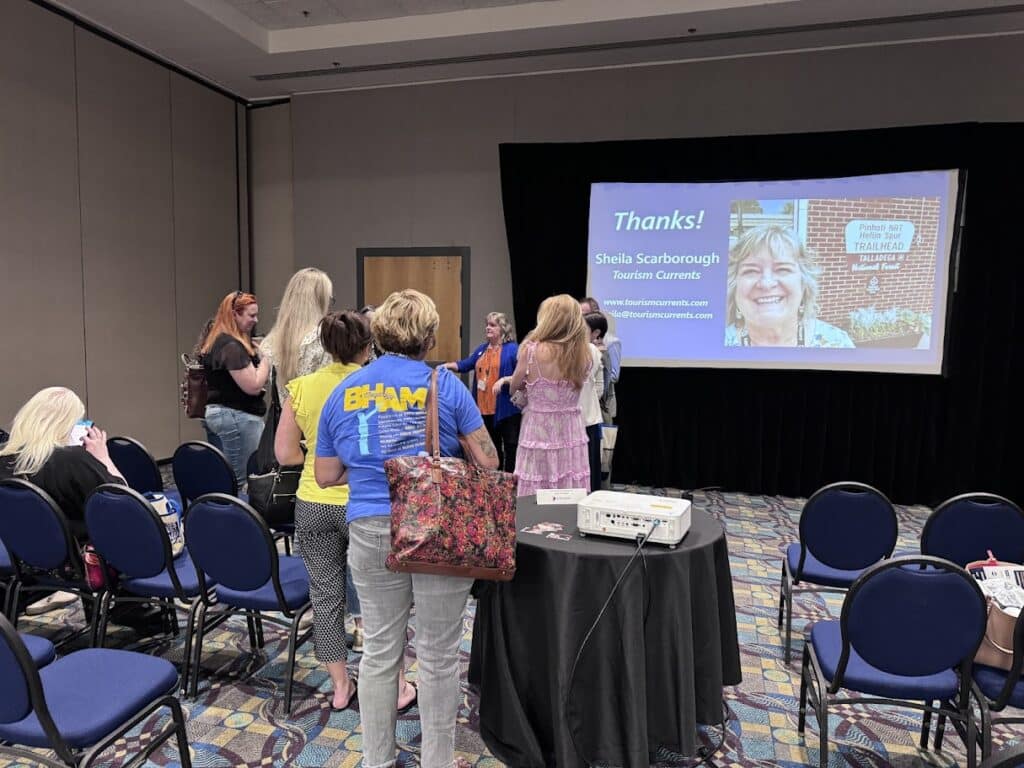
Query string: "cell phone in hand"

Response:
xmin=68 ymin=419 xmax=93 ymax=446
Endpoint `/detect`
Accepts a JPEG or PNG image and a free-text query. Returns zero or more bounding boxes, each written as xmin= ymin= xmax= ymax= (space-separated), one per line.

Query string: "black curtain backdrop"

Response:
xmin=500 ymin=123 xmax=1024 ymax=507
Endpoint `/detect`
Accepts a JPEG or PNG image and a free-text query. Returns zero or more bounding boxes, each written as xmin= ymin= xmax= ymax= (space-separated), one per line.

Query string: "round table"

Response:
xmin=469 ymin=495 xmax=741 ymax=768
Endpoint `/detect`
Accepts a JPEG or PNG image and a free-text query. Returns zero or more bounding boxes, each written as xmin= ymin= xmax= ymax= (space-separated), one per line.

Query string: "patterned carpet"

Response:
xmin=3 ymin=487 xmax=1021 ymax=768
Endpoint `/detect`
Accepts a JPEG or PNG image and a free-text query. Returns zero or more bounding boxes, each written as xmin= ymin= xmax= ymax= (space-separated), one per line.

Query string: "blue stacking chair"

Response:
xmin=20 ymin=632 xmax=56 ymax=668
xmin=933 ymin=607 xmax=1024 ymax=762
xmin=184 ymin=493 xmax=312 ymax=713
xmin=172 ymin=441 xmax=237 ymax=508
xmin=85 ymin=484 xmax=214 ymax=685
xmin=1 ymin=538 xmax=13 ymax=618
xmin=921 ymin=492 xmax=1024 ymax=567
xmin=106 ymin=436 xmax=163 ymax=495
xmin=0 ymin=479 xmax=104 ymax=645
xmin=0 ymin=612 xmax=191 ymax=768
xmin=778 ymin=481 xmax=897 ymax=663
xmin=107 ymin=436 xmax=182 ymax=510
xmin=799 ymin=555 xmax=987 ymax=768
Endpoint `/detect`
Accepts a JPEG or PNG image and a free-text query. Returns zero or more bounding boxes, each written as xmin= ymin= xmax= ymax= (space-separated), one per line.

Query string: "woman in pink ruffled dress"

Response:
xmin=494 ymin=294 xmax=591 ymax=496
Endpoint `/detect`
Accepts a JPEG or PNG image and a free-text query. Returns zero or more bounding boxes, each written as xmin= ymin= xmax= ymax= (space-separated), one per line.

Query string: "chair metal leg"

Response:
xmin=777 ymin=563 xmax=786 ymax=628
xmin=189 ymin=601 xmax=210 ymax=699
xmin=87 ymin=593 xmax=102 ymax=648
xmin=245 ymin=611 xmax=258 ymax=650
xmin=254 ymin=613 xmax=265 ymax=648
xmin=920 ymin=701 xmax=934 ymax=750
xmin=978 ymin=689 xmax=994 ymax=761
xmin=284 ymin=535 xmax=292 ymax=556
xmin=934 ymin=707 xmax=947 ymax=751
xmin=784 ymin=582 xmax=794 ymax=664
xmin=284 ymin=610 xmax=303 ymax=714
xmin=170 ymin=695 xmax=193 ymax=768
xmin=96 ymin=591 xmax=113 ymax=648
xmin=165 ymin=598 xmax=180 ymax=636
xmin=798 ymin=647 xmax=809 ymax=733
xmin=179 ymin=598 xmax=202 ymax=693
xmin=800 ymin=644 xmax=830 ymax=768
xmin=9 ymin=582 xmax=21 ymax=629
xmin=818 ymin=703 xmax=829 ymax=768
xmin=966 ymin=705 xmax=978 ymax=768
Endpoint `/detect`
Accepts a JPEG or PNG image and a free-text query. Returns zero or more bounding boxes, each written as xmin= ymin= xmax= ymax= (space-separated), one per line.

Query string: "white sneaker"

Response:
xmin=24 ymin=591 xmax=79 ymax=616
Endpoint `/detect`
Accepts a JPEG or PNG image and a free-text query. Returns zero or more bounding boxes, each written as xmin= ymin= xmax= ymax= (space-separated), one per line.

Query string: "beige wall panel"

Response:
xmin=171 ymin=74 xmax=240 ymax=447
xmin=292 ymin=81 xmax=514 ymax=336
xmin=284 ymin=35 xmax=1024 ymax=347
xmin=237 ymin=103 xmax=251 ymax=293
xmin=0 ymin=1 xmax=85 ymax=426
xmin=406 ymin=82 xmax=515 ymax=336
xmin=250 ymin=103 xmax=296 ymax=318
xmin=76 ymin=29 xmax=179 ymax=457
xmin=293 ymin=89 xmax=418 ymax=311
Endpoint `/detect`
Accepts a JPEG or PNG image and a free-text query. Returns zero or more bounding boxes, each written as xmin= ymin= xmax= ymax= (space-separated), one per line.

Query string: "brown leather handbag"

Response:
xmin=384 ymin=368 xmax=518 ymax=580
xmin=180 ymin=353 xmax=208 ymax=419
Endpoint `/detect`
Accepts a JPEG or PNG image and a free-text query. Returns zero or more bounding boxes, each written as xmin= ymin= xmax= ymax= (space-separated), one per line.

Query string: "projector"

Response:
xmin=577 ymin=491 xmax=691 ymax=547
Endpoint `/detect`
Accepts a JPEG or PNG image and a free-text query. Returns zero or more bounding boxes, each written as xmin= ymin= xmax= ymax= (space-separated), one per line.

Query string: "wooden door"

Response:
xmin=359 ymin=248 xmax=468 ymax=364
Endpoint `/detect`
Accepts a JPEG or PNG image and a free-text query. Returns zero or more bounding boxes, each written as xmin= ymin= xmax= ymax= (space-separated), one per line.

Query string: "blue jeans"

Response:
xmin=203 ymin=404 xmax=264 ymax=488
xmin=349 ymin=516 xmax=472 ymax=768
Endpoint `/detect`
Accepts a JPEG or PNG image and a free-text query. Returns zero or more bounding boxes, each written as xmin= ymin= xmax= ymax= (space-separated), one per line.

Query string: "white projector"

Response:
xmin=576 ymin=491 xmax=691 ymax=547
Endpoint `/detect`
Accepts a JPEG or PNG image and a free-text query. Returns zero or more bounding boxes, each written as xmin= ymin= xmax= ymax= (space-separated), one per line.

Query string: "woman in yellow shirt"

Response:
xmin=275 ymin=311 xmax=415 ymax=712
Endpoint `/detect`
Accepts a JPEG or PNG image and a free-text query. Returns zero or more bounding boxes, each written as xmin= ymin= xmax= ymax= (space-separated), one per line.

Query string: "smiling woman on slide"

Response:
xmin=723 ymin=225 xmax=855 ymax=348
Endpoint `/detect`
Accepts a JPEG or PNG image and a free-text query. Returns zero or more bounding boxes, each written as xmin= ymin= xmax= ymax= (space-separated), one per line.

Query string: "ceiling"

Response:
xmin=42 ymin=0 xmax=1024 ymax=101
xmin=223 ymin=0 xmax=558 ymax=29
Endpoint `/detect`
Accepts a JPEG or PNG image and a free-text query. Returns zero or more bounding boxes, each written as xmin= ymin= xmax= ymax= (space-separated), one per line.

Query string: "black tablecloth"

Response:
xmin=469 ymin=496 xmax=741 ymax=768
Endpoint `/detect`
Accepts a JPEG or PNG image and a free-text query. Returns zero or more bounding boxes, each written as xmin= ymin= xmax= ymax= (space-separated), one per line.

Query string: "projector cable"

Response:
xmin=563 ymin=520 xmax=659 ymax=767
xmin=563 ymin=504 xmax=733 ymax=767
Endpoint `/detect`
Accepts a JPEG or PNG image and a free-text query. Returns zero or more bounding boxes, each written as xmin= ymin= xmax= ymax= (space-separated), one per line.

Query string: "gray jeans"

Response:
xmin=348 ymin=516 xmax=473 ymax=768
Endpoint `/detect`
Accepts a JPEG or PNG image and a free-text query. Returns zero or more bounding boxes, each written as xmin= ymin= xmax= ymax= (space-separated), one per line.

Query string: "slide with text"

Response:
xmin=587 ymin=170 xmax=959 ymax=374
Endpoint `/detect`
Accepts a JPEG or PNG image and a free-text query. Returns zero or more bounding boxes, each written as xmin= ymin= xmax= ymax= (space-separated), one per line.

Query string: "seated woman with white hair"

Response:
xmin=0 ymin=386 xmax=125 ymax=542
xmin=0 ymin=386 xmax=126 ymax=614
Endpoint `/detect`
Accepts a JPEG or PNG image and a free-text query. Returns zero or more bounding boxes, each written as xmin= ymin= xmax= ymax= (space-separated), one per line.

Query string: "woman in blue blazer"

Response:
xmin=444 ymin=312 xmax=521 ymax=471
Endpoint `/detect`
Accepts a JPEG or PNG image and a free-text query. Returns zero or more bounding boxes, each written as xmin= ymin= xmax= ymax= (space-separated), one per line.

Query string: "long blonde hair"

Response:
xmin=523 ymin=294 xmax=590 ymax=388
xmin=0 ymin=387 xmax=85 ymax=476
xmin=263 ymin=268 xmax=333 ymax=386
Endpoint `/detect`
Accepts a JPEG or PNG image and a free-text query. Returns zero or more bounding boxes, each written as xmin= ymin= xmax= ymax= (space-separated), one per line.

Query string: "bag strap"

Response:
xmin=269 ymin=366 xmax=283 ymax=415
xmin=425 ymin=367 xmax=442 ymax=483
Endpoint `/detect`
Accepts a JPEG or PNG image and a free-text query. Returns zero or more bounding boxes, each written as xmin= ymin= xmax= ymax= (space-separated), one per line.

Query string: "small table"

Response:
xmin=469 ymin=496 xmax=741 ymax=768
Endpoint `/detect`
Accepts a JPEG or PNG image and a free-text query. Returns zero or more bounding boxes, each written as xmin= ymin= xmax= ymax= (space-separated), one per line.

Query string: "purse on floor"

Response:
xmin=384 ymin=367 xmax=518 ymax=580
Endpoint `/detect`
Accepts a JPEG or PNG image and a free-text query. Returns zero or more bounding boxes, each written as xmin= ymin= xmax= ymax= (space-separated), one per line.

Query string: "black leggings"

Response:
xmin=586 ymin=423 xmax=602 ymax=492
xmin=482 ymin=413 xmax=522 ymax=473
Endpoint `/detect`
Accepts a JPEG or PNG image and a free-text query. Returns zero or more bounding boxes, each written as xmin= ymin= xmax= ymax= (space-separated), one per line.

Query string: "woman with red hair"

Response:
xmin=200 ymin=290 xmax=272 ymax=486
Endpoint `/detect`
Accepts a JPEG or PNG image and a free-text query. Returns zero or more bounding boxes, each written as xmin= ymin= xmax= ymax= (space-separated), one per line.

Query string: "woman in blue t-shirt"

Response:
xmin=315 ymin=289 xmax=497 ymax=768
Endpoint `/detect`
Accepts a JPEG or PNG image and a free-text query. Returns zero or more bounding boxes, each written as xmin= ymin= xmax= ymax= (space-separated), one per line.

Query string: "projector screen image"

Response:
xmin=587 ymin=170 xmax=960 ymax=374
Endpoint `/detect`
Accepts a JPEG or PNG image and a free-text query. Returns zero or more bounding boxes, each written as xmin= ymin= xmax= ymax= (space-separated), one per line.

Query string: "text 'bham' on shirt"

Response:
xmin=343 ymin=384 xmax=427 ymax=412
